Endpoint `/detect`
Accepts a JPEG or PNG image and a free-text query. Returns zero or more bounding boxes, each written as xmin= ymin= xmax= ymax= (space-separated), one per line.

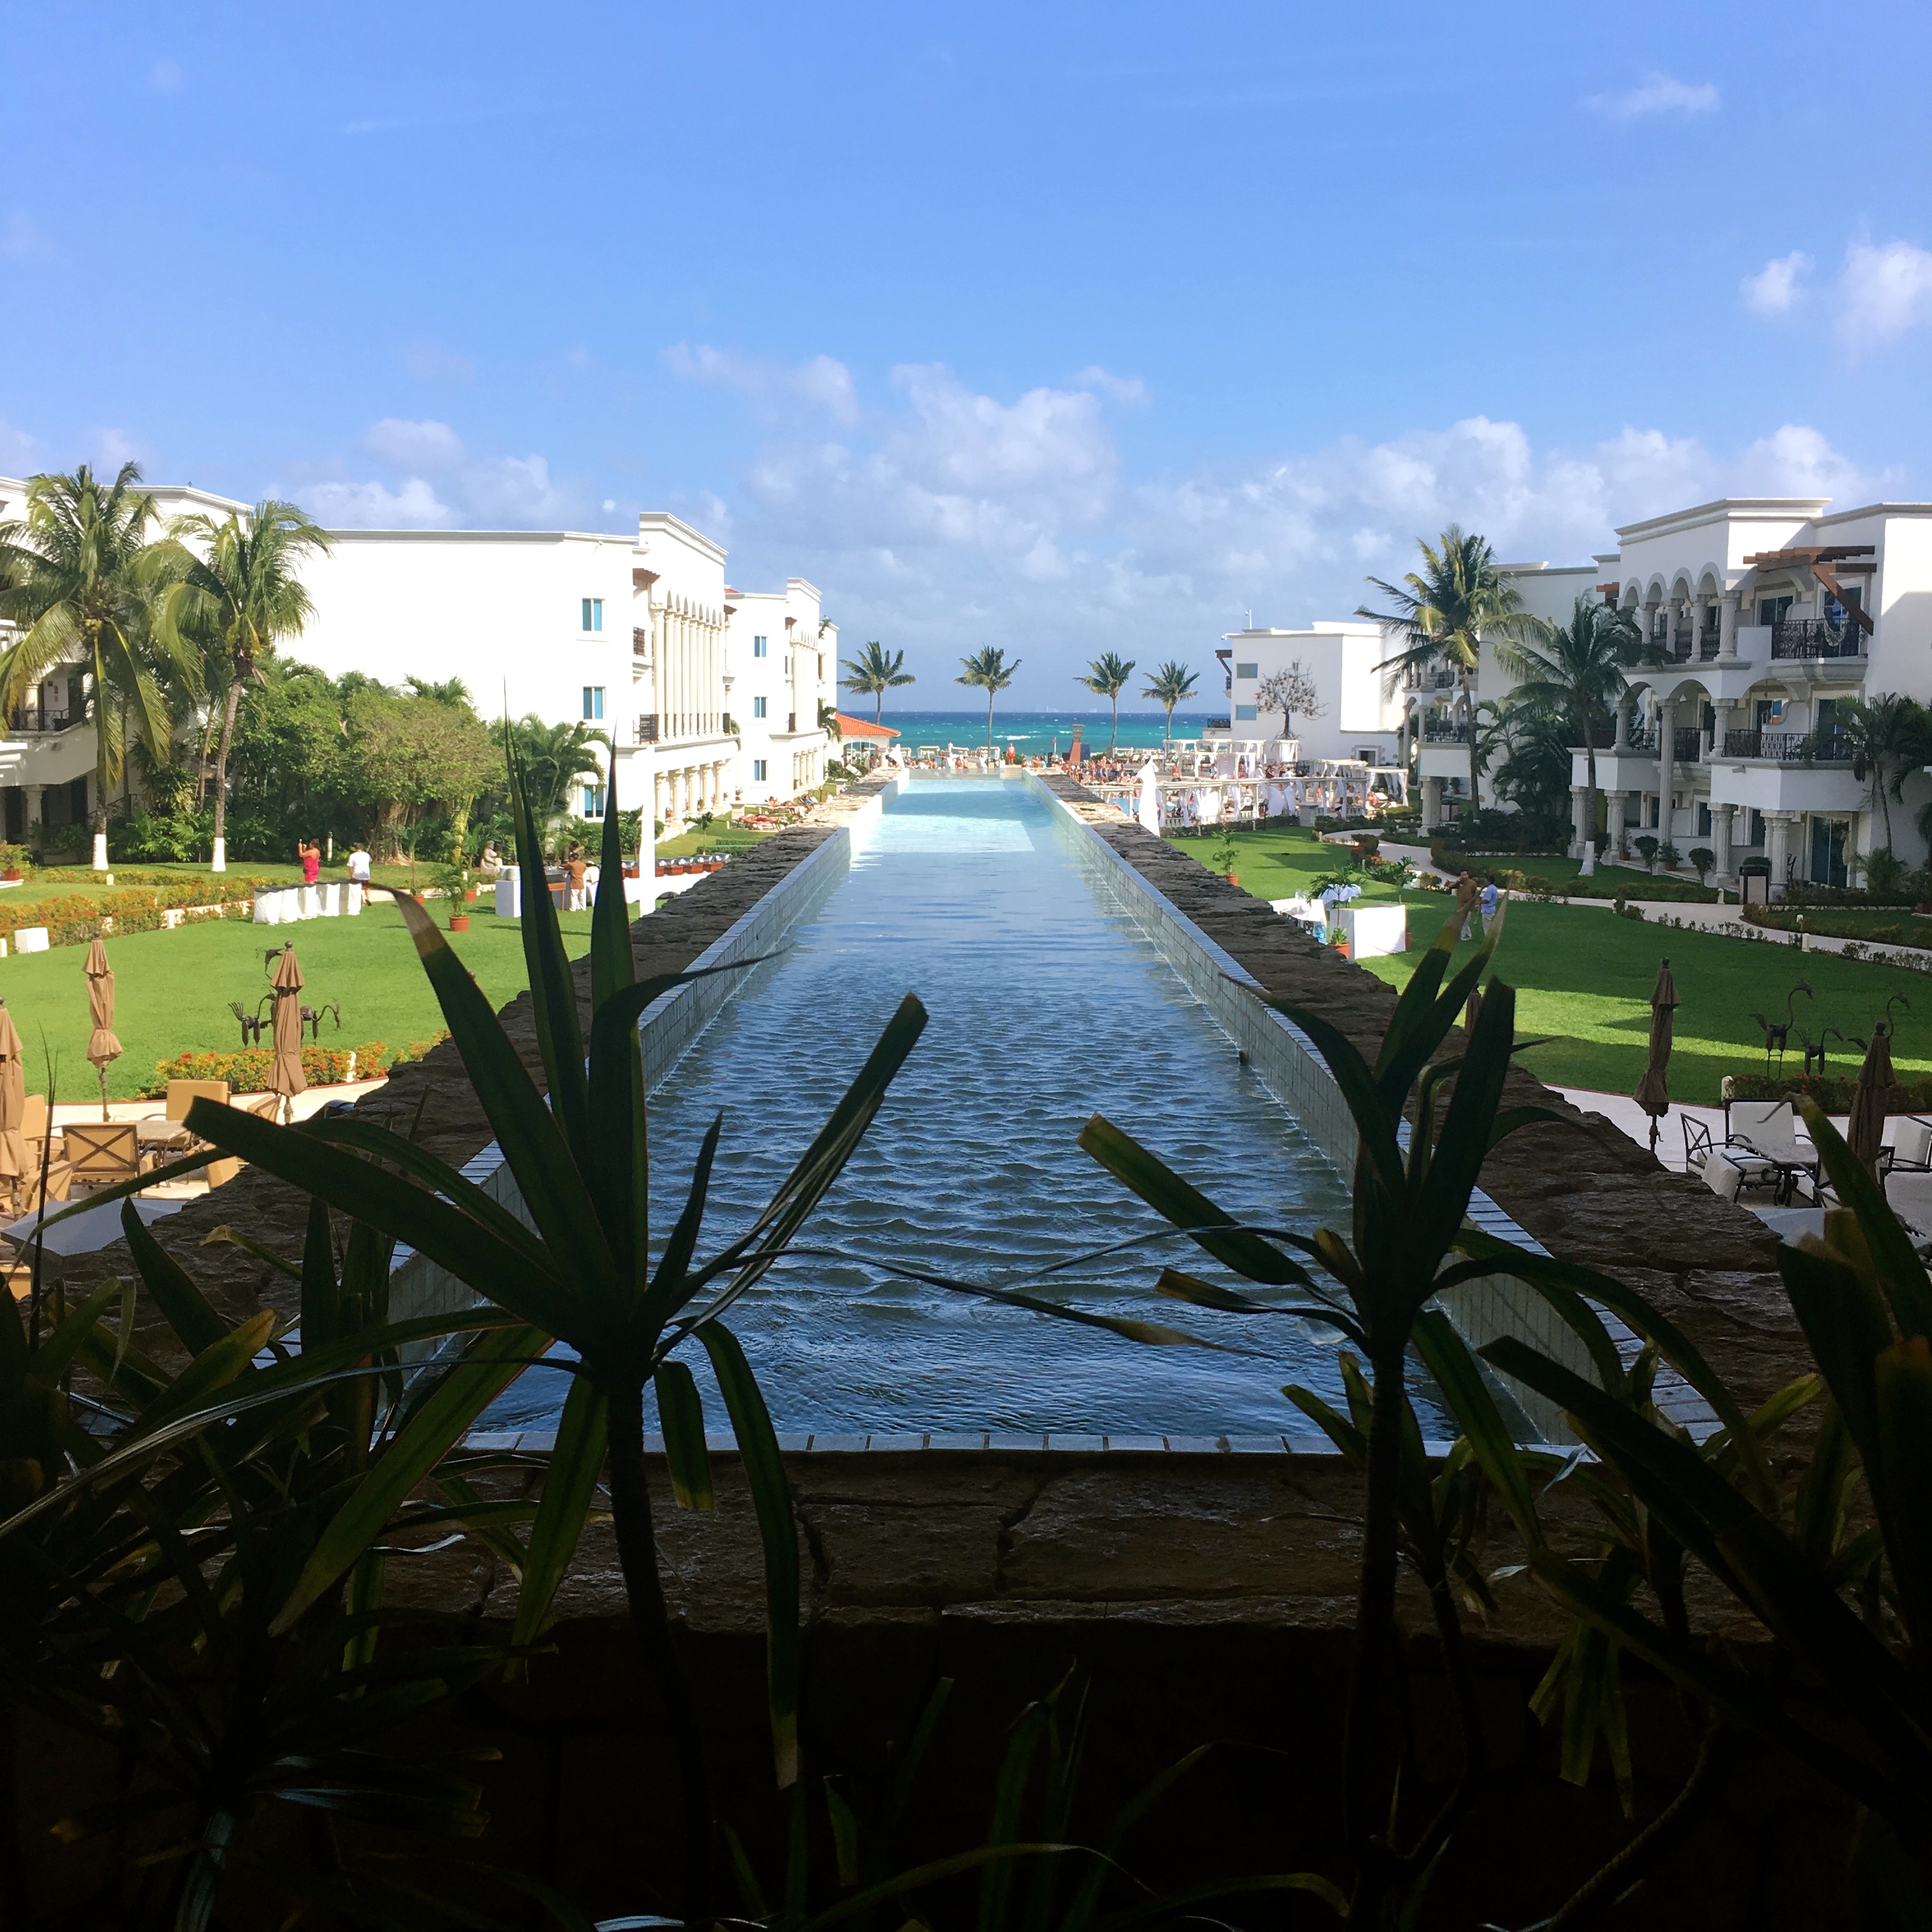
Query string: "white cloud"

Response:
xmin=1588 ymin=72 xmax=1719 ymax=119
xmin=91 ymin=427 xmax=146 ymax=472
xmin=0 ymin=418 xmax=37 ymax=473
xmin=1742 ymin=251 xmax=1811 ymax=315
xmin=664 ymin=342 xmax=861 ymax=425
xmin=288 ymin=419 xmax=583 ymax=530
xmin=1073 ymin=365 xmax=1151 ymax=406
xmin=298 ymin=477 xmax=456 ymax=529
xmin=151 ymin=58 xmax=183 ymax=93
xmin=1 ymin=213 xmax=50 ymax=261
xmin=1836 ymin=238 xmax=1932 ymax=356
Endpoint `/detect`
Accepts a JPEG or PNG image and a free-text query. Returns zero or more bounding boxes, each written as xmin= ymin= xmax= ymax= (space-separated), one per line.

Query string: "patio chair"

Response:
xmin=63 ymin=1122 xmax=141 ymax=1189
xmin=1685 ymin=1116 xmax=1774 ymax=1199
xmin=138 ymin=1078 xmax=233 ymax=1165
xmin=1889 ymin=1118 xmax=1932 ymax=1174
xmin=1726 ymin=1100 xmax=1820 ymax=1206
xmin=206 ymin=1092 xmax=284 ymax=1190
xmin=13 ymin=1096 xmax=73 ymax=1210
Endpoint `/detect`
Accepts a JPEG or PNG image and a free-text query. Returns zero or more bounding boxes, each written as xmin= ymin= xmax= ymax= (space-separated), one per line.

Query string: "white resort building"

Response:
xmin=1407 ymin=497 xmax=1932 ymax=893
xmin=0 ymin=480 xmax=837 ymax=848
xmin=1218 ymin=620 xmax=1409 ymax=766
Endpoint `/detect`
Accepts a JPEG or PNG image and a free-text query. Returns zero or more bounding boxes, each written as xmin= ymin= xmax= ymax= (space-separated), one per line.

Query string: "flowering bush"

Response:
xmin=0 ymin=877 xmax=272 ymax=948
xmin=136 ymin=1032 xmax=448 ymax=1099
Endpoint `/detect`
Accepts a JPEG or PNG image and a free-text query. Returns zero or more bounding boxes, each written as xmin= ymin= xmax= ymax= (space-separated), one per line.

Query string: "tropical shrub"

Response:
xmin=0 ymin=877 xmax=270 ymax=948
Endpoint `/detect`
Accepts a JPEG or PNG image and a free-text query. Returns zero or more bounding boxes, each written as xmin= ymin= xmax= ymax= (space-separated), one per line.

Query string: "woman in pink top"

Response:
xmin=299 ymin=839 xmax=321 ymax=885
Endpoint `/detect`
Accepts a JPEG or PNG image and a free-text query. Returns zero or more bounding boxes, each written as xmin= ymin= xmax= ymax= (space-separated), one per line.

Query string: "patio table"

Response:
xmin=133 ymin=1119 xmax=195 ymax=1151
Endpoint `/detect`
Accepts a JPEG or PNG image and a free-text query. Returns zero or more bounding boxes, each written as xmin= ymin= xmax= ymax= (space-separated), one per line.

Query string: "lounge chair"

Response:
xmin=1683 ymin=1116 xmax=1774 ymax=1197
xmin=1889 ymin=1118 xmax=1932 ymax=1174
xmin=1725 ymin=1100 xmax=1820 ymax=1205
xmin=63 ymin=1122 xmax=141 ymax=1189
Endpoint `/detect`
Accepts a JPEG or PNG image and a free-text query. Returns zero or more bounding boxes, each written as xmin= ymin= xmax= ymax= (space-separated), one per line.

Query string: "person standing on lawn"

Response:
xmin=565 ymin=847 xmax=588 ymax=910
xmin=298 ymin=839 xmax=321 ymax=887
xmin=1455 ymin=871 xmax=1479 ymax=942
xmin=1478 ymin=878 xmax=1499 ymax=934
xmin=346 ymin=843 xmax=371 ymax=885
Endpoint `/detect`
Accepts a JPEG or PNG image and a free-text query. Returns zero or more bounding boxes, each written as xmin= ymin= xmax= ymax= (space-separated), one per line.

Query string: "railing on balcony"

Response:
xmin=631 ymin=627 xmax=650 ymax=658
xmin=1770 ymin=619 xmax=1865 ymax=661
xmin=1722 ymin=728 xmax=1853 ymax=763
xmin=9 ymin=708 xmax=77 ymax=734
xmin=1204 ymin=715 xmax=1232 ymax=731
xmin=635 ymin=713 xmax=660 ymax=744
xmin=787 ymin=712 xmax=797 ymax=733
xmin=1422 ymin=722 xmax=1469 ymax=744
xmin=1671 ymin=726 xmax=1702 ymax=763
xmin=1669 ymin=627 xmax=1694 ymax=663
xmin=1622 ymin=726 xmax=1659 ymax=753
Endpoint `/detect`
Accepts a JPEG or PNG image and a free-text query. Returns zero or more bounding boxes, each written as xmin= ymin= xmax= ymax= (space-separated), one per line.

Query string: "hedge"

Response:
xmin=1743 ymin=906 xmax=1932 ymax=949
xmin=1726 ymin=1070 xmax=1932 ymax=1114
xmin=138 ymin=1031 xmax=449 ymax=1100
xmin=0 ymin=877 xmax=273 ymax=949
xmin=1427 ymin=845 xmax=1720 ymax=903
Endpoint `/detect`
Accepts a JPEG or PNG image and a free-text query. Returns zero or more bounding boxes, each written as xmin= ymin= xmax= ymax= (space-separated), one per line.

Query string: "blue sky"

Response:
xmin=3 ymin=1 xmax=1929 ymax=703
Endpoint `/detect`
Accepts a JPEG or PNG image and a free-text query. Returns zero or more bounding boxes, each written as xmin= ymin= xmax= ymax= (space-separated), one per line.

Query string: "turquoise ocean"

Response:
xmin=849 ymin=709 xmax=1222 ymax=756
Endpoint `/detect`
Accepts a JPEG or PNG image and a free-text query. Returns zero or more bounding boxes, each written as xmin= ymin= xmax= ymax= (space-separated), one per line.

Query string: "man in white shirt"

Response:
xmin=347 ymin=847 xmax=372 ymax=884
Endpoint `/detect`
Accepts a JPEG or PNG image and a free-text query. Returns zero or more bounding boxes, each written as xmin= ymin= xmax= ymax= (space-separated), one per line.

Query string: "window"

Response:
xmin=1757 ymin=595 xmax=1793 ymax=627
xmin=582 ymin=598 xmax=603 ymax=632
xmin=753 ymin=759 xmax=768 ymax=782
xmin=1234 ymin=704 xmax=1259 ymax=721
xmin=753 ymin=635 xmax=768 ymax=658
xmin=582 ymin=784 xmax=605 ymax=818
xmin=752 ymin=695 xmax=768 ymax=719
xmin=1234 ymin=662 xmax=1258 ymax=680
xmin=582 ymin=686 xmax=604 ymax=720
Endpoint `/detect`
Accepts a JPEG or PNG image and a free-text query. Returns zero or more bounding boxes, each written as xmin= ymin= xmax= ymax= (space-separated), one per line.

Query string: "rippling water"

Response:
xmin=489 ymin=778 xmax=1403 ymax=1437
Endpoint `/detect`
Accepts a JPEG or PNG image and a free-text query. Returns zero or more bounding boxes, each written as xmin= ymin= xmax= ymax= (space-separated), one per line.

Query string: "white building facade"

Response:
xmin=1402 ymin=497 xmax=1932 ymax=893
xmin=0 ymin=478 xmax=841 ymax=856
xmin=1220 ymin=620 xmax=1409 ymax=765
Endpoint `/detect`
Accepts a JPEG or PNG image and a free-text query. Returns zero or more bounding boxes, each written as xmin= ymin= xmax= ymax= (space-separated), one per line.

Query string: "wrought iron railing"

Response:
xmin=635 ymin=713 xmax=660 ymax=744
xmin=1770 ymin=618 xmax=1864 ymax=661
xmin=1671 ymin=727 xmax=1702 ymax=762
xmin=632 ymin=627 xmax=650 ymax=657
xmin=1670 ymin=627 xmax=1694 ymax=662
xmin=1422 ymin=722 xmax=1469 ymax=743
xmin=1722 ymin=728 xmax=1853 ymax=763
xmin=1623 ymin=727 xmax=1659 ymax=753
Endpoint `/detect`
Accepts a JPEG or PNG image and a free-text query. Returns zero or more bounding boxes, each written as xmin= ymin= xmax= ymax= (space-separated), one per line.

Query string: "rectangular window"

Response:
xmin=582 ymin=784 xmax=605 ymax=818
xmin=582 ymin=686 xmax=604 ymax=720
xmin=753 ymin=636 xmax=768 ymax=658
xmin=752 ymin=695 xmax=768 ymax=719
xmin=753 ymin=759 xmax=768 ymax=782
xmin=1757 ymin=595 xmax=1793 ymax=627
xmin=1234 ymin=704 xmax=1259 ymax=721
xmin=1234 ymin=662 xmax=1258 ymax=680
xmin=583 ymin=598 xmax=603 ymax=632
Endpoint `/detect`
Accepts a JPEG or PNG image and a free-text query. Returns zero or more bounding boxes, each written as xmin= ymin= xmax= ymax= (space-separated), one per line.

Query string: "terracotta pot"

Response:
xmin=1 ymin=870 xmax=19 ymax=883
xmin=1225 ymin=872 xmax=1239 ymax=887
xmin=448 ymin=914 xmax=470 ymax=932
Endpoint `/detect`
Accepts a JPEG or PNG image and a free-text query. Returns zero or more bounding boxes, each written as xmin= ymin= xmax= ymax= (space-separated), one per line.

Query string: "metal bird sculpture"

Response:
xmin=300 ymin=1001 xmax=342 ymax=1043
xmin=1751 ymin=981 xmax=1814 ymax=1075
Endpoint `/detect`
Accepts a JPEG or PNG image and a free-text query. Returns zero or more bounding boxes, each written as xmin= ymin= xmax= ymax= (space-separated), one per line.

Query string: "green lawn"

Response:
xmin=656 ymin=823 xmax=778 ymax=859
xmin=1356 ymin=901 xmax=1930 ymax=1103
xmin=1164 ymin=825 xmax=1413 ymax=903
xmin=1 ymin=859 xmax=445 ymax=907
xmin=0 ymin=903 xmax=594 ymax=1100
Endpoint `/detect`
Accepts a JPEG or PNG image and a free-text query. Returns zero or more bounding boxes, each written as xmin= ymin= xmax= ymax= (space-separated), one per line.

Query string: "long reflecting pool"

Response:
xmin=488 ymin=778 xmax=1407 ymax=1437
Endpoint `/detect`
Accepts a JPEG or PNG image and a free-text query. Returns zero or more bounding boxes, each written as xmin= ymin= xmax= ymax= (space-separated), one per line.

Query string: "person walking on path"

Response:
xmin=346 ymin=843 xmax=371 ymax=885
xmin=1455 ymin=871 xmax=1480 ymax=942
xmin=1478 ymin=877 xmax=1499 ymax=935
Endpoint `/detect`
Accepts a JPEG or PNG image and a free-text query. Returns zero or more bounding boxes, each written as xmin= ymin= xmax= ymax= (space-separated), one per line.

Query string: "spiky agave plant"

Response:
xmin=185 ymin=751 xmax=928 ymax=1921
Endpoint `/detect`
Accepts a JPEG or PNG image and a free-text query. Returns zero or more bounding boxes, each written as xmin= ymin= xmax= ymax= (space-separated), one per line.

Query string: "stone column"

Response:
xmin=1690 ymin=602 xmax=1706 ymax=661
xmin=1614 ymin=700 xmax=1631 ymax=751
xmin=1766 ymin=811 xmax=1797 ymax=897
xmin=1711 ymin=803 xmax=1734 ymax=878
xmin=1570 ymin=785 xmax=1589 ymax=859
xmin=25 ymin=786 xmax=43 ymax=829
xmin=1606 ymin=790 xmax=1629 ymax=857
xmin=1711 ymin=700 xmax=1734 ymax=762
xmin=1655 ymin=698 xmax=1675 ymax=844
xmin=1718 ymin=591 xmax=1740 ymax=663
xmin=1421 ymin=776 xmax=1442 ymax=831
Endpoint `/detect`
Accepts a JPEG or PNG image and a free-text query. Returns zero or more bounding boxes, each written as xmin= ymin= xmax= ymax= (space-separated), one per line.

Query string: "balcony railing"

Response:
xmin=1622 ymin=727 xmax=1659 ymax=753
xmin=635 ymin=713 xmax=660 ymax=744
xmin=1669 ymin=627 xmax=1694 ymax=662
xmin=632 ymin=627 xmax=650 ymax=658
xmin=8 ymin=710 xmax=76 ymax=734
xmin=1671 ymin=726 xmax=1702 ymax=762
xmin=1422 ymin=722 xmax=1469 ymax=744
xmin=1204 ymin=716 xmax=1232 ymax=731
xmin=1722 ymin=728 xmax=1853 ymax=763
xmin=1770 ymin=619 xmax=1865 ymax=661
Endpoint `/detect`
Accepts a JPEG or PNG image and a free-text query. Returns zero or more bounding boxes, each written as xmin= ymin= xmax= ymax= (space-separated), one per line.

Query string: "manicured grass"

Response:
xmin=2 ymin=859 xmax=440 ymax=907
xmin=1164 ymin=825 xmax=1413 ymax=905
xmin=656 ymin=823 xmax=777 ymax=859
xmin=1356 ymin=901 xmax=1932 ymax=1103
xmin=0 ymin=903 xmax=594 ymax=1100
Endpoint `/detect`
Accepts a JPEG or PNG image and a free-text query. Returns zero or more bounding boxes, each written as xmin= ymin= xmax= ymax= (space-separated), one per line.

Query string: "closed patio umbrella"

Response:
xmin=1632 ymin=956 xmax=1679 ymax=1156
xmin=84 ymin=937 xmax=121 ymax=1121
xmin=0 ymin=1003 xmax=25 ymax=1193
xmin=268 ymin=943 xmax=307 ymax=1121
xmin=1848 ymin=1023 xmax=1896 ymax=1180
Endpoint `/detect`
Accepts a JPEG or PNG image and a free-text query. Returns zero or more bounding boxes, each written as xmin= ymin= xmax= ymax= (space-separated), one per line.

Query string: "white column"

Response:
xmin=1570 ymin=785 xmax=1589 ymax=859
xmin=1606 ymin=791 xmax=1628 ymax=857
xmin=1655 ymin=699 xmax=1675 ymax=844
xmin=1711 ymin=803 xmax=1734 ymax=878
xmin=1614 ymin=701 xmax=1631 ymax=751
xmin=1711 ymin=700 xmax=1734 ymax=762
xmin=1718 ymin=591 xmax=1740 ymax=663
xmin=1421 ymin=776 xmax=1443 ymax=831
xmin=1767 ymin=811 xmax=1797 ymax=897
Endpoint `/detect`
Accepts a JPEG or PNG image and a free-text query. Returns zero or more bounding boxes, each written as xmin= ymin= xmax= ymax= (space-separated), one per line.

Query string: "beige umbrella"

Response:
xmin=1848 ymin=1024 xmax=1896 ymax=1180
xmin=0 ymin=1003 xmax=25 ymax=1191
xmin=84 ymin=937 xmax=121 ymax=1122
xmin=268 ymin=944 xmax=307 ymax=1122
xmin=1632 ymin=956 xmax=1679 ymax=1157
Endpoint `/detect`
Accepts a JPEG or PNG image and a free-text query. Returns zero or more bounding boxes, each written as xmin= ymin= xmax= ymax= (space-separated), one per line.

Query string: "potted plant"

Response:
xmin=1689 ymin=846 xmax=1715 ymax=885
xmin=1211 ymin=827 xmax=1239 ymax=885
xmin=1657 ymin=841 xmax=1682 ymax=873
xmin=434 ymin=862 xmax=473 ymax=931
xmin=1632 ymin=834 xmax=1660 ymax=873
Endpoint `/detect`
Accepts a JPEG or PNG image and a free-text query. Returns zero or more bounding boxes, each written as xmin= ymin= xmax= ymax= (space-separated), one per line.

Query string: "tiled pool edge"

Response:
xmin=1023 ymin=774 xmax=1687 ymax=1445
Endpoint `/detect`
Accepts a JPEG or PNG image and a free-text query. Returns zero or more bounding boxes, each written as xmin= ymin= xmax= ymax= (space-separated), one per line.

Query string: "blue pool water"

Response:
xmin=490 ymin=779 xmax=1394 ymax=1437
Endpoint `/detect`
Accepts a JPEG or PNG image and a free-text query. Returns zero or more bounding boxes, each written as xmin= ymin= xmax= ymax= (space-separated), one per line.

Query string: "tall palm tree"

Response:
xmin=156 ymin=500 xmax=332 ymax=871
xmin=840 ymin=640 xmax=915 ymax=724
xmin=1494 ymin=595 xmax=1646 ymax=855
xmin=1141 ymin=659 xmax=1199 ymax=743
xmin=511 ymin=716 xmax=604 ymax=824
xmin=1076 ymin=651 xmax=1136 ymax=752
xmin=956 ymin=646 xmax=1019 ymax=755
xmin=406 ymin=674 xmax=473 ymax=707
xmin=0 ymin=463 xmax=190 ymax=870
xmin=1842 ymin=693 xmax=1926 ymax=850
xmin=1363 ymin=525 xmax=1545 ymax=809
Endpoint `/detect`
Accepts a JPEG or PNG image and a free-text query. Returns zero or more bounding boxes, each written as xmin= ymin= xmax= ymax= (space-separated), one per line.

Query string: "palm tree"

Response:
xmin=155 ymin=500 xmax=332 ymax=871
xmin=1077 ymin=651 xmax=1136 ymax=752
xmin=840 ymin=640 xmax=915 ymax=724
xmin=1363 ymin=525 xmax=1545 ymax=809
xmin=956 ymin=645 xmax=1019 ymax=755
xmin=511 ymin=716 xmax=604 ymax=824
xmin=0 ymin=463 xmax=192 ymax=871
xmin=1141 ymin=659 xmax=1199 ymax=742
xmin=1493 ymin=595 xmax=1646 ymax=857
xmin=406 ymin=674 xmax=473 ymax=707
xmin=1842 ymin=693 xmax=1926 ymax=850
